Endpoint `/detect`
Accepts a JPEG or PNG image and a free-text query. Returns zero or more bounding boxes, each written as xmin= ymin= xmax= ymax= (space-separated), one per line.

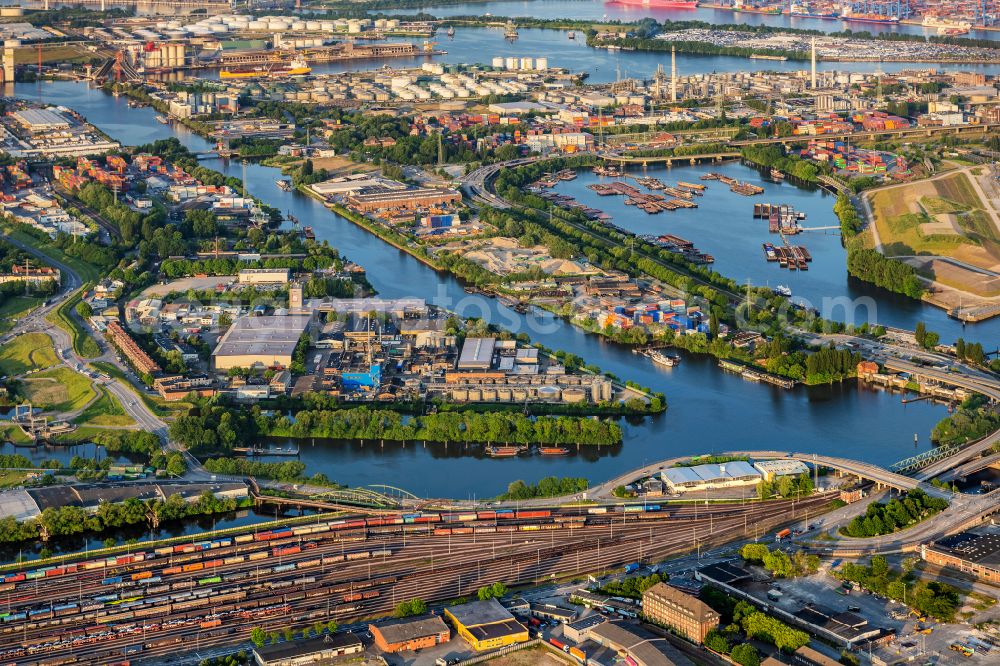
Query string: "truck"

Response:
xmin=775 ymin=528 xmax=792 ymax=541
xmin=624 ymin=562 xmax=640 ymax=574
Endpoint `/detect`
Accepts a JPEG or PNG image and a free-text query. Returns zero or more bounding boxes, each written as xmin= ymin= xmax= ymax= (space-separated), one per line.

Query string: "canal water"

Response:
xmin=375 ymin=0 xmax=1000 ymax=39
xmin=13 ymin=79 xmax=984 ymax=497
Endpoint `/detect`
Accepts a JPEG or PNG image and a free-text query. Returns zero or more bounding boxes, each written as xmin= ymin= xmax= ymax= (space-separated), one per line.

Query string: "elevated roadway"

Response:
xmin=730 ymin=123 xmax=998 ymax=147
xmin=882 ymin=358 xmax=1000 ymax=402
xmin=938 ymin=451 xmax=1000 ymax=483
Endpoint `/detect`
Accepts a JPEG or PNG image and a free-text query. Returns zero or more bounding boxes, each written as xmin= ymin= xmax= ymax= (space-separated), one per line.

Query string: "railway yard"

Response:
xmin=0 ymin=495 xmax=835 ymax=665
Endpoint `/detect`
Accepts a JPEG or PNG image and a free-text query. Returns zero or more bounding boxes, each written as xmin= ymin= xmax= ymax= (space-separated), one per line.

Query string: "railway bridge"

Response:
xmin=596 ymin=150 xmax=741 ymax=166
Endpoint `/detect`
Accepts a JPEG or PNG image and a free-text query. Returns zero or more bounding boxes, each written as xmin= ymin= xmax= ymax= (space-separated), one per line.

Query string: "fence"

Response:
xmin=452 ymin=639 xmax=543 ymax=666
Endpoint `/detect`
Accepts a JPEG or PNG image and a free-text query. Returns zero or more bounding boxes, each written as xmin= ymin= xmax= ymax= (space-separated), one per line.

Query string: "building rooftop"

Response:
xmin=696 ymin=562 xmax=752 ymax=586
xmin=661 ymin=461 xmax=761 ymax=487
xmin=253 ymin=633 xmax=362 ymax=663
xmin=446 ymin=598 xmax=517 ymax=628
xmin=212 ymin=314 xmax=311 ymax=359
xmin=932 ymin=531 xmax=1000 ymax=568
xmin=643 ymin=583 xmax=719 ymax=625
xmin=12 ymin=108 xmax=71 ymax=131
xmin=371 ymin=614 xmax=448 ymax=645
xmin=457 ymin=337 xmax=496 ymax=369
xmin=590 ymin=621 xmax=693 ymax=666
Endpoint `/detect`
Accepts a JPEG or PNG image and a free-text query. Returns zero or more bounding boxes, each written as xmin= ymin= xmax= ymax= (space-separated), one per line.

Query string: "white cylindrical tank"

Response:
xmin=504 ymin=57 xmax=517 ymax=70
xmin=520 ymin=57 xmax=533 ymax=70
xmin=306 ymin=21 xmax=321 ymax=31
xmin=347 ymin=22 xmax=362 ymax=34
xmin=491 ymin=57 xmax=504 ymax=68
xmin=248 ymin=21 xmax=267 ymax=31
xmin=535 ymin=57 xmax=548 ymax=70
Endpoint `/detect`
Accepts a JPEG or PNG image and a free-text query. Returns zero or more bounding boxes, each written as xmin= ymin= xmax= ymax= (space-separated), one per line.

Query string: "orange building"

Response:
xmin=369 ymin=615 xmax=450 ymax=653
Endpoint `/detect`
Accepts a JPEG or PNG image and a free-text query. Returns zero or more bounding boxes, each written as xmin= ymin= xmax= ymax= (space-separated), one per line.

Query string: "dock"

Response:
xmin=718 ymin=360 xmax=796 ymax=389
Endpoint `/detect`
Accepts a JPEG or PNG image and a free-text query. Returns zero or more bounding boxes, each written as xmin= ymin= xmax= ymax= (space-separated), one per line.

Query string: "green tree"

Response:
xmin=250 ymin=627 xmax=266 ymax=648
xmin=731 ymin=644 xmax=760 ymax=666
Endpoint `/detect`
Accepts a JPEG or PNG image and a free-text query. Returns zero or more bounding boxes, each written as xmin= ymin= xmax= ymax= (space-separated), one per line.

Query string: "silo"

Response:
xmin=306 ymin=21 xmax=321 ymax=31
xmin=504 ymin=57 xmax=517 ymax=70
xmin=491 ymin=56 xmax=504 ymax=68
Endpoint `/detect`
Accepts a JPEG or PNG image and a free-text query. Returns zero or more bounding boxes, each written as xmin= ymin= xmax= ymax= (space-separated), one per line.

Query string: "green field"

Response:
xmin=0 ymin=333 xmax=58 ymax=376
xmin=73 ymin=386 xmax=135 ymax=427
xmin=20 ymin=367 xmax=96 ymax=413
xmin=0 ymin=296 xmax=44 ymax=334
xmin=0 ymin=424 xmax=32 ymax=444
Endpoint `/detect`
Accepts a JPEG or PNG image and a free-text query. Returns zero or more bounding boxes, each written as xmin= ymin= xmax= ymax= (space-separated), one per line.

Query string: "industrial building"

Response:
xmin=212 ymin=314 xmax=311 ymax=370
xmin=641 ymin=582 xmax=720 ymax=644
xmin=252 ymin=633 xmax=363 ymax=666
xmin=922 ymin=530 xmax=1000 ymax=584
xmin=238 ymin=268 xmax=290 ymax=284
xmin=752 ymin=459 xmax=811 ymax=482
xmin=588 ymin=620 xmax=694 ymax=666
xmin=444 ymin=598 xmax=529 ymax=651
xmin=345 ymin=186 xmax=461 ymax=213
xmin=369 ymin=614 xmax=450 ymax=653
xmin=457 ymin=337 xmax=496 ymax=370
xmin=660 ymin=461 xmax=762 ymax=493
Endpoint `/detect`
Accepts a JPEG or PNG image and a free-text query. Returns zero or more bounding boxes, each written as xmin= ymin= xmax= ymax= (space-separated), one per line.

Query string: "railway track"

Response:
xmin=0 ymin=496 xmax=834 ymax=665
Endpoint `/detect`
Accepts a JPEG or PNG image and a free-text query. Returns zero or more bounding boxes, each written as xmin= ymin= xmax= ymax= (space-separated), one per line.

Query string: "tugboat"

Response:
xmin=649 ymin=350 xmax=680 ymax=367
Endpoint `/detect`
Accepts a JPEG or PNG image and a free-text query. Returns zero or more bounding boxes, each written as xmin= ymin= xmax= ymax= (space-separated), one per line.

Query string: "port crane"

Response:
xmin=842 ymin=0 xmax=911 ymax=18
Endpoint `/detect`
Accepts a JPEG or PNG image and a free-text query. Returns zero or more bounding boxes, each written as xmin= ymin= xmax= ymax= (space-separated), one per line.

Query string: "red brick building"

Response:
xmin=369 ymin=615 xmax=450 ymax=653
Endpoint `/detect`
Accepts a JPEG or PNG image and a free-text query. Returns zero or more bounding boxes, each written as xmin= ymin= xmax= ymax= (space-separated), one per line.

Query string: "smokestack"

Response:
xmin=671 ymin=46 xmax=677 ymax=103
xmin=810 ymin=37 xmax=817 ymax=89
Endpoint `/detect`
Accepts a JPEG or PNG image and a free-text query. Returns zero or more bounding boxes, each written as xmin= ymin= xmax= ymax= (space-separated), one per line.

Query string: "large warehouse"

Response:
xmin=444 ymin=599 xmax=529 ymax=651
xmin=212 ymin=315 xmax=311 ymax=371
xmin=661 ymin=461 xmax=762 ymax=493
xmin=922 ymin=530 xmax=1000 ymax=584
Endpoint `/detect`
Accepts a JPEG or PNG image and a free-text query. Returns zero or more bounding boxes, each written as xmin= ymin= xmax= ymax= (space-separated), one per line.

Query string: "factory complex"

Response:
xmin=0 ymin=104 xmax=120 ymax=158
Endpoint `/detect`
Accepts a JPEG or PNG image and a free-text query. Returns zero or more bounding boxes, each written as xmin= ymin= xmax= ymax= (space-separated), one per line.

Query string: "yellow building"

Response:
xmin=444 ymin=599 xmax=529 ymax=651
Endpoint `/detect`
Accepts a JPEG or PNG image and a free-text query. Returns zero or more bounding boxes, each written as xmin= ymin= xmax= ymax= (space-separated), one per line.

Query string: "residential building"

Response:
xmin=641 ymin=582 xmax=720 ymax=644
xmin=106 ymin=320 xmax=161 ymax=376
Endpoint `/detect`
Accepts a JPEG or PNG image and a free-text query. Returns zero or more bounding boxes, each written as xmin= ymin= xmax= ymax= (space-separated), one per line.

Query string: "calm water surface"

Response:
xmin=14 ymin=79 xmax=986 ymax=497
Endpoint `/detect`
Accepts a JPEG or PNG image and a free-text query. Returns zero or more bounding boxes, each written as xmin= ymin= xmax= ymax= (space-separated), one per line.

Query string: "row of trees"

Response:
xmin=804 ymin=346 xmax=863 ymax=384
xmin=741 ymin=145 xmax=824 ymax=182
xmin=259 ymin=408 xmax=623 ymax=447
xmin=596 ymin=572 xmax=667 ymax=600
xmin=846 ymin=247 xmax=925 ymax=300
xmin=704 ymin=631 xmax=761 ymax=666
xmin=0 ymin=491 xmax=245 ymax=545
xmin=841 ymin=489 xmax=948 ymax=538
xmin=740 ymin=543 xmax=819 ymax=578
xmin=498 ymin=476 xmax=589 ymax=500
xmin=836 ymin=555 xmax=962 ymax=621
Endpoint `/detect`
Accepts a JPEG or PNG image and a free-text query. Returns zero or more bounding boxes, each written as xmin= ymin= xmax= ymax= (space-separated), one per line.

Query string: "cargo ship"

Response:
xmin=921 ymin=16 xmax=972 ymax=35
xmin=732 ymin=1 xmax=782 ymax=15
xmin=841 ymin=11 xmax=899 ymax=24
xmin=787 ymin=2 xmax=839 ymax=19
xmin=220 ymin=58 xmax=311 ymax=80
xmin=607 ymin=0 xmax=698 ymax=8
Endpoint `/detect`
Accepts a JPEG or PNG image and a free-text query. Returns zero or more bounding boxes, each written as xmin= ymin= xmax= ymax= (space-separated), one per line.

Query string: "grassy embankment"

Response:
xmin=867 ymin=172 xmax=1000 ymax=297
xmin=0 ymin=332 xmax=58 ymax=376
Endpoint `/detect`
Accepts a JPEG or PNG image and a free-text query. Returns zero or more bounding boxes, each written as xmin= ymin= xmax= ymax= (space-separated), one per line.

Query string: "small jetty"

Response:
xmin=536 ymin=190 xmax=611 ymax=221
xmin=718 ymin=359 xmax=796 ymax=389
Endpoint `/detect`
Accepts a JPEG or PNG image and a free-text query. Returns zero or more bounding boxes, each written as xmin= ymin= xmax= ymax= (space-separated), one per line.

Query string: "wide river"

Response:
xmin=375 ymin=0 xmax=1000 ymax=39
xmin=14 ymin=70 xmax=995 ymax=497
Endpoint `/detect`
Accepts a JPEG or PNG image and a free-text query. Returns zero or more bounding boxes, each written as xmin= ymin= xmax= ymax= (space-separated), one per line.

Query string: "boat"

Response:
xmin=504 ymin=20 xmax=518 ymax=39
xmin=154 ymin=115 xmax=168 ymax=124
xmin=749 ymin=54 xmax=788 ymax=61
xmin=607 ymin=0 xmax=698 ymax=7
xmin=921 ymin=15 xmax=972 ymax=35
xmin=446 ymin=26 xmax=455 ymax=37
xmin=220 ymin=57 xmax=311 ymax=80
xmin=841 ymin=11 xmax=899 ymax=24
xmin=486 ymin=445 xmax=523 ymax=457
xmin=788 ymin=2 xmax=839 ymax=19
xmin=773 ymin=285 xmax=792 ymax=297
xmin=649 ymin=350 xmax=680 ymax=367
xmin=276 ymin=179 xmax=292 ymax=191
xmin=302 ymin=226 xmax=315 ymax=240
xmin=568 ymin=31 xmax=575 ymax=39
xmin=770 ymin=168 xmax=784 ymax=180
xmin=538 ymin=447 xmax=570 ymax=456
